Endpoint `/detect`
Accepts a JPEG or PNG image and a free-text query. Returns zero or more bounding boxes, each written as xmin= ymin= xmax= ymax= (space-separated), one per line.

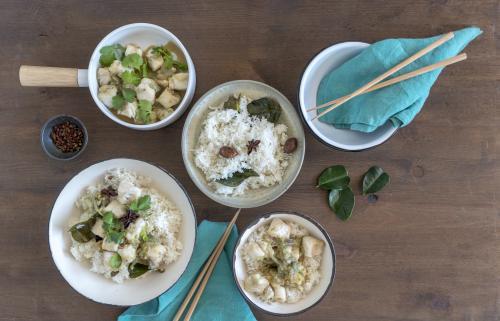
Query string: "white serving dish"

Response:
xmin=298 ymin=42 xmax=398 ymax=151
xmin=181 ymin=80 xmax=305 ymax=208
xmin=48 ymin=158 xmax=197 ymax=305
xmin=233 ymin=212 xmax=335 ymax=315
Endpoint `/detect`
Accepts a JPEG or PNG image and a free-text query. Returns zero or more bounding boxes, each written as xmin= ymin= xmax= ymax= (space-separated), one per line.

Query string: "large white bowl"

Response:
xmin=233 ymin=212 xmax=335 ymax=315
xmin=48 ymin=158 xmax=197 ymax=305
xmin=298 ymin=42 xmax=398 ymax=151
xmin=181 ymin=80 xmax=305 ymax=208
xmin=87 ymin=23 xmax=196 ymax=130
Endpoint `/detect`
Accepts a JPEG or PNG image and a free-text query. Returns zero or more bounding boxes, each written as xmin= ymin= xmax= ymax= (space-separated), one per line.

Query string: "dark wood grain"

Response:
xmin=0 ymin=0 xmax=498 ymax=320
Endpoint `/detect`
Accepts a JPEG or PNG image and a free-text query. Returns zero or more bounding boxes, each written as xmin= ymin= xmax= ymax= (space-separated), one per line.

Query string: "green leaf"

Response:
xmin=109 ymin=253 xmax=122 ymax=269
xmin=141 ymin=63 xmax=149 ymax=78
xmin=121 ymin=70 xmax=141 ymax=86
xmin=223 ymin=96 xmax=240 ymax=111
xmin=139 ymin=227 xmax=149 ymax=242
xmin=102 ymin=211 xmax=115 ymax=225
xmin=102 ymin=211 xmax=124 ymax=244
xmin=247 ymin=97 xmax=281 ymax=123
xmin=128 ymin=262 xmax=149 ymax=278
xmin=107 ymin=230 xmax=125 ymax=244
xmin=317 ymin=165 xmax=350 ymax=190
xmin=129 ymin=195 xmax=151 ymax=212
xmin=122 ymin=53 xmax=143 ymax=70
xmin=173 ymin=61 xmax=188 ymax=72
xmin=99 ymin=44 xmax=125 ymax=67
xmin=122 ymin=88 xmax=136 ymax=103
xmin=137 ymin=100 xmax=152 ymax=124
xmin=111 ymin=95 xmax=125 ymax=109
xmin=362 ymin=166 xmax=390 ymax=195
xmin=69 ymin=215 xmax=96 ymax=243
xmin=328 ymin=187 xmax=355 ymax=221
xmin=216 ymin=168 xmax=259 ymax=187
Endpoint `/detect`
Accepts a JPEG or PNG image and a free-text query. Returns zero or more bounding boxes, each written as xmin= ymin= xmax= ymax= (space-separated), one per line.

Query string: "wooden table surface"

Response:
xmin=1 ymin=0 xmax=498 ymax=320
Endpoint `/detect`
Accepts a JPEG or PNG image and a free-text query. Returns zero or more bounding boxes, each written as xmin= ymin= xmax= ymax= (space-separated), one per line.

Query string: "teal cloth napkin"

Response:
xmin=316 ymin=27 xmax=482 ymax=132
xmin=118 ymin=220 xmax=256 ymax=321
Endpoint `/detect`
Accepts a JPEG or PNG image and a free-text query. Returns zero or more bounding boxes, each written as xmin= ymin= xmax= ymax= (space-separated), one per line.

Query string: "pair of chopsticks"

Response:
xmin=309 ymin=32 xmax=466 ymax=120
xmin=173 ymin=209 xmax=241 ymax=321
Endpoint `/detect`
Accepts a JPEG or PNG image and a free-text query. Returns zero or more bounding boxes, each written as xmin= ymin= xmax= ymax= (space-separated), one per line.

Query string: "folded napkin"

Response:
xmin=119 ymin=220 xmax=256 ymax=321
xmin=316 ymin=27 xmax=482 ymax=132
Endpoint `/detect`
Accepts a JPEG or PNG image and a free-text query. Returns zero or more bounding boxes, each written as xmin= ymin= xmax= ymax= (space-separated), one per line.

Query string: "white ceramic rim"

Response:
xmin=298 ymin=42 xmax=398 ymax=151
xmin=48 ymin=158 xmax=197 ymax=305
xmin=88 ymin=23 xmax=196 ymax=130
xmin=181 ymin=80 xmax=306 ymax=208
xmin=232 ymin=211 xmax=335 ymax=315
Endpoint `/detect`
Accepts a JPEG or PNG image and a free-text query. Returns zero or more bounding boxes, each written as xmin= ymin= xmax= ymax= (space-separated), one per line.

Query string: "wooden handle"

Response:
xmin=19 ymin=65 xmax=79 ymax=87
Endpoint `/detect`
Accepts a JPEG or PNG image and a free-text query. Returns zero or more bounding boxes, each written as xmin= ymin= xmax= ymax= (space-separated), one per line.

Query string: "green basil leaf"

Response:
xmin=362 ymin=166 xmax=390 ymax=195
xmin=122 ymin=53 xmax=143 ymax=70
xmin=99 ymin=44 xmax=125 ymax=67
xmin=111 ymin=95 xmax=125 ymax=109
xmin=109 ymin=253 xmax=122 ymax=269
xmin=102 ymin=211 xmax=115 ymax=225
xmin=247 ymin=97 xmax=281 ymax=123
xmin=121 ymin=70 xmax=141 ymax=86
xmin=130 ymin=195 xmax=151 ymax=212
xmin=128 ymin=262 xmax=149 ymax=278
xmin=137 ymin=100 xmax=152 ymax=124
xmin=317 ymin=165 xmax=350 ymax=190
xmin=69 ymin=215 xmax=96 ymax=243
xmin=216 ymin=168 xmax=259 ymax=187
xmin=223 ymin=96 xmax=240 ymax=111
xmin=122 ymin=88 xmax=136 ymax=103
xmin=328 ymin=187 xmax=355 ymax=221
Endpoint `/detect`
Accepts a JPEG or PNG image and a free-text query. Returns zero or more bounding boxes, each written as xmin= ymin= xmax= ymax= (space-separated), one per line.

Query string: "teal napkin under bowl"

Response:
xmin=316 ymin=27 xmax=482 ymax=133
xmin=118 ymin=220 xmax=256 ymax=321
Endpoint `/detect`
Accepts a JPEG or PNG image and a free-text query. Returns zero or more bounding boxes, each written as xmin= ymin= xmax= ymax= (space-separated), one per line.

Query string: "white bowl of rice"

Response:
xmin=181 ymin=80 xmax=305 ymax=208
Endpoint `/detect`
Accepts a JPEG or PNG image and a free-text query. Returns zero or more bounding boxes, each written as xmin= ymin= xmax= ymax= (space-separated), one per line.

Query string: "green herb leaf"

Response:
xmin=139 ymin=227 xmax=149 ymax=242
xmin=141 ymin=62 xmax=149 ymax=78
xmin=128 ymin=262 xmax=149 ymax=278
xmin=362 ymin=166 xmax=390 ymax=195
xmin=223 ymin=96 xmax=240 ymax=111
xmin=216 ymin=168 xmax=259 ymax=187
xmin=102 ymin=211 xmax=124 ymax=244
xmin=129 ymin=195 xmax=151 ymax=212
xmin=99 ymin=44 xmax=125 ymax=67
xmin=111 ymin=95 xmax=125 ymax=109
xmin=137 ymin=100 xmax=152 ymax=124
xmin=122 ymin=53 xmax=143 ymax=70
xmin=122 ymin=88 xmax=136 ymax=102
xmin=328 ymin=187 xmax=355 ymax=221
xmin=317 ymin=165 xmax=350 ymax=190
xmin=109 ymin=253 xmax=122 ymax=269
xmin=121 ymin=70 xmax=141 ymax=86
xmin=69 ymin=215 xmax=96 ymax=243
xmin=247 ymin=97 xmax=281 ymax=123
xmin=108 ymin=230 xmax=125 ymax=244
xmin=102 ymin=211 xmax=115 ymax=225
xmin=173 ymin=61 xmax=188 ymax=72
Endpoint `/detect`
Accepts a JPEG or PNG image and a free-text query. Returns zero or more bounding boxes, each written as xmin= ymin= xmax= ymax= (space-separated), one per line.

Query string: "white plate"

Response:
xmin=233 ymin=212 xmax=335 ymax=315
xmin=298 ymin=42 xmax=398 ymax=151
xmin=181 ymin=80 xmax=305 ymax=208
xmin=48 ymin=158 xmax=197 ymax=305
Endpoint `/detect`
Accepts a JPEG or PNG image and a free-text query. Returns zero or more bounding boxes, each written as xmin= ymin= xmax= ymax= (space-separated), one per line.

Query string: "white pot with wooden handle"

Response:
xmin=19 ymin=23 xmax=196 ymax=131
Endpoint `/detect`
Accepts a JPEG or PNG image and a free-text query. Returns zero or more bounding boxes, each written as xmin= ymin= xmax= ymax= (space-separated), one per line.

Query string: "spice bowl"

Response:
xmin=40 ymin=115 xmax=88 ymax=160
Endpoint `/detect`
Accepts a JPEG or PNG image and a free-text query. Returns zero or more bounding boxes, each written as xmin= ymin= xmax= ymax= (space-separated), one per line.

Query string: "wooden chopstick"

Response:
xmin=173 ymin=209 xmax=241 ymax=321
xmin=307 ymin=53 xmax=467 ymax=112
xmin=311 ymin=32 xmax=455 ymax=121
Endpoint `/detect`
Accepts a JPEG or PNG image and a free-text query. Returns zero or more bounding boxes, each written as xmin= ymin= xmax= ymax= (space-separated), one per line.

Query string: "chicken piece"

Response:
xmin=118 ymin=244 xmax=136 ymax=263
xmin=282 ymin=245 xmax=300 ymax=263
xmin=125 ymin=44 xmax=143 ymax=57
xmin=301 ymin=236 xmax=324 ymax=257
xmin=97 ymin=68 xmax=111 ymax=86
xmin=117 ymin=101 xmax=138 ymax=119
xmin=245 ymin=242 xmax=266 ymax=261
xmin=108 ymin=60 xmax=131 ymax=76
xmin=140 ymin=77 xmax=161 ymax=92
xmin=103 ymin=251 xmax=119 ymax=269
xmin=145 ymin=47 xmax=164 ymax=71
xmin=97 ymin=85 xmax=117 ymax=108
xmin=286 ymin=287 xmax=302 ymax=303
xmin=117 ymin=179 xmax=141 ymax=204
xmin=262 ymin=286 xmax=274 ymax=301
xmin=267 ymin=218 xmax=290 ymax=239
xmin=126 ymin=218 xmax=146 ymax=242
xmin=155 ymin=79 xmax=169 ymax=87
xmin=146 ymin=243 xmax=167 ymax=268
xmin=91 ymin=218 xmax=105 ymax=238
xmin=157 ymin=89 xmax=180 ymax=109
xmin=168 ymin=73 xmax=188 ymax=91
xmin=154 ymin=107 xmax=173 ymax=120
xmin=102 ymin=238 xmax=119 ymax=252
xmin=135 ymin=78 xmax=157 ymax=104
xmin=244 ymin=273 xmax=269 ymax=294
xmin=104 ymin=200 xmax=126 ymax=218
xmin=271 ymin=283 xmax=287 ymax=303
xmin=156 ymin=66 xmax=175 ymax=80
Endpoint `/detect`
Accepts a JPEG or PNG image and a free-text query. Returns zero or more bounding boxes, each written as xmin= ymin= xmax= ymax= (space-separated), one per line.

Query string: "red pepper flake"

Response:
xmin=50 ymin=121 xmax=84 ymax=153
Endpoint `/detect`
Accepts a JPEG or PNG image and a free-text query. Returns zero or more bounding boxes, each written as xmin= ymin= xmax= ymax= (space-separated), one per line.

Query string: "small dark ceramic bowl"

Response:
xmin=40 ymin=115 xmax=88 ymax=160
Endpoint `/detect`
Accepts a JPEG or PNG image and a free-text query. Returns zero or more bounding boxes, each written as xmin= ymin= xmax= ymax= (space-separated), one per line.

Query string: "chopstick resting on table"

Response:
xmin=311 ymin=32 xmax=455 ymax=121
xmin=307 ymin=53 xmax=467 ymax=112
xmin=173 ymin=209 xmax=241 ymax=321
